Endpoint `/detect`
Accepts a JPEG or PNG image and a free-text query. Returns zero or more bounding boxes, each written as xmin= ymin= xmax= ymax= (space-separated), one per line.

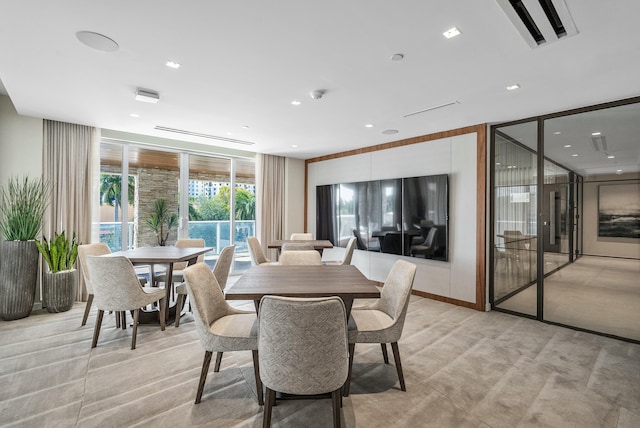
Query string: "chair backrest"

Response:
xmin=77 ymin=243 xmax=111 ymax=294
xmin=173 ymin=238 xmax=206 ymax=271
xmin=85 ymin=255 xmax=152 ymax=311
xmin=372 ymin=260 xmax=417 ymax=342
xmin=212 ymin=245 xmax=235 ymax=290
xmin=341 ymin=236 xmax=357 ymax=265
xmin=279 ymin=250 xmax=321 ymax=265
xmin=281 ymin=242 xmax=315 ymax=252
xmin=424 ymin=227 xmax=438 ymax=248
xmin=290 ymin=233 xmax=313 ymax=240
xmin=352 ymin=229 xmax=367 ymax=250
xmin=247 ymin=236 xmax=270 ymax=265
xmin=258 ymin=296 xmax=348 ymax=395
xmin=183 ymin=263 xmax=232 ymax=343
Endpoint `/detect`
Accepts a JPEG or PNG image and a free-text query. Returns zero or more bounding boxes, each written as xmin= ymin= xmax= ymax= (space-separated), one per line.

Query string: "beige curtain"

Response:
xmin=256 ymin=154 xmax=284 ymax=260
xmin=42 ymin=120 xmax=96 ymax=301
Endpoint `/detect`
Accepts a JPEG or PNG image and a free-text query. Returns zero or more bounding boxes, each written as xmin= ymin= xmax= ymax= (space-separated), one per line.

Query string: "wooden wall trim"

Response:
xmin=304 ymin=123 xmax=487 ymax=311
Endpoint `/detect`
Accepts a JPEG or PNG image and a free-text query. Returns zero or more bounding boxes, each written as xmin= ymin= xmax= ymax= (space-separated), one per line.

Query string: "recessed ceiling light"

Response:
xmin=165 ymin=60 xmax=181 ymax=69
xmin=390 ymin=53 xmax=404 ymax=61
xmin=291 ymin=100 xmax=301 ymax=106
xmin=607 ymin=155 xmax=615 ymax=159
xmin=591 ymin=132 xmax=601 ymax=136
xmin=291 ymin=144 xmax=298 ymax=148
xmin=506 ymin=84 xmax=520 ymax=91
xmin=443 ymin=27 xmax=461 ymax=38
xmin=226 ymin=132 xmax=233 ymax=136
xmin=129 ymin=113 xmax=140 ymax=118
xmin=75 ymin=31 xmax=119 ymax=52
xmin=365 ymin=124 xmax=374 ymax=128
xmin=563 ymin=144 xmax=571 ymax=148
xmin=572 ymin=154 xmax=579 ymax=157
xmin=242 ymin=125 xmax=249 ymax=129
xmin=553 ymin=131 xmax=561 ymax=135
xmin=382 ymin=129 xmax=398 ymax=135
xmin=496 ymin=162 xmax=501 ymax=165
xmin=616 ymin=169 xmax=623 ymax=174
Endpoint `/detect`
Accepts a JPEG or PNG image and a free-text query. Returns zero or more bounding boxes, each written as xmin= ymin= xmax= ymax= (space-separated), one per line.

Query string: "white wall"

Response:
xmin=583 ymin=174 xmax=640 ymax=258
xmin=307 ymin=132 xmax=480 ymax=305
xmin=0 ymin=95 xmax=43 ymax=186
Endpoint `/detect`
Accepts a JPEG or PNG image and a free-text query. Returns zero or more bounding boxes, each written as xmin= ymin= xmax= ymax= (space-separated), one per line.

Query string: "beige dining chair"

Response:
xmin=290 ymin=233 xmax=313 ymax=240
xmin=259 ymin=296 xmax=348 ymax=428
xmin=247 ymin=236 xmax=278 ymax=266
xmin=323 ymin=236 xmax=356 ymax=266
xmin=182 ymin=262 xmax=263 ymax=405
xmin=77 ymin=243 xmax=148 ymax=328
xmin=280 ymin=242 xmax=315 ymax=251
xmin=279 ymin=250 xmax=321 ymax=265
xmin=85 ymin=255 xmax=166 ymax=350
xmin=344 ymin=259 xmax=417 ymax=396
xmin=174 ymin=245 xmax=235 ymax=327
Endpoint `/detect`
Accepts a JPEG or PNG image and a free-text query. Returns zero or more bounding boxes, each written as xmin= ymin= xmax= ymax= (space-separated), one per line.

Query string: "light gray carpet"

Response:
xmin=1 ymin=292 xmax=639 ymax=427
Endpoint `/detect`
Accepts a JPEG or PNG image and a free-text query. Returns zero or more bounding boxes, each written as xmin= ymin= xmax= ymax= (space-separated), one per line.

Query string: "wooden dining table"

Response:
xmin=225 ymin=264 xmax=380 ymax=318
xmin=110 ymin=246 xmax=213 ymax=323
xmin=268 ymin=239 xmax=334 ymax=255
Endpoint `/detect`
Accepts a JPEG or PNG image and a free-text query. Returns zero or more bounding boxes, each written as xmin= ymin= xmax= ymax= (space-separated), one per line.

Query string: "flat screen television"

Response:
xmin=316 ymin=174 xmax=448 ymax=261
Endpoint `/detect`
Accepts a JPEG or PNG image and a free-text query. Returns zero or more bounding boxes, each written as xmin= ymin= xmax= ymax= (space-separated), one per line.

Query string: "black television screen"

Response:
xmin=316 ymin=174 xmax=448 ymax=261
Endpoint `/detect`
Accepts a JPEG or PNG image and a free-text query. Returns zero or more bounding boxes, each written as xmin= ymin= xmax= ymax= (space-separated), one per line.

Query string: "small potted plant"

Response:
xmin=36 ymin=231 xmax=80 ymax=313
xmin=145 ymin=199 xmax=178 ymax=246
xmin=0 ymin=176 xmax=49 ymax=320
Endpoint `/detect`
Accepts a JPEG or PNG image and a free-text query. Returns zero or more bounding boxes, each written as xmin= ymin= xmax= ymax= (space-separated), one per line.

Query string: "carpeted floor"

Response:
xmin=0 ymin=291 xmax=639 ymax=427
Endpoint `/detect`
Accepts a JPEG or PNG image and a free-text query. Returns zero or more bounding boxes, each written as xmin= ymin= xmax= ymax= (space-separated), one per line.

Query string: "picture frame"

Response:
xmin=598 ymin=182 xmax=640 ymax=239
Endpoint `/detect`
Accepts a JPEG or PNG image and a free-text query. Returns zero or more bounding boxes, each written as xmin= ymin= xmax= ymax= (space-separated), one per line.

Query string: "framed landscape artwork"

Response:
xmin=598 ymin=182 xmax=640 ymax=239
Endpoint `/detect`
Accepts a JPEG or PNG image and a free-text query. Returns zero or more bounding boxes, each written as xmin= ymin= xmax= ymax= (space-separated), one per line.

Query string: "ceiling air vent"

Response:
xmin=154 ymin=126 xmax=255 ymax=146
xmin=496 ymin=0 xmax=578 ymax=48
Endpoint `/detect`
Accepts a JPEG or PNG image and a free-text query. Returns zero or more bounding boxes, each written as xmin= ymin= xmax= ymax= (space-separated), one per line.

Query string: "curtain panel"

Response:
xmin=256 ymin=154 xmax=284 ymax=261
xmin=42 ymin=120 xmax=96 ymax=301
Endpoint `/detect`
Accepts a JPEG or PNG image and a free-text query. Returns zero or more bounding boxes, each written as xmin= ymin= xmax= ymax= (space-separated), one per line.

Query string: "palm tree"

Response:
xmin=100 ymin=174 xmax=135 ymax=222
xmin=235 ymin=188 xmax=255 ymax=220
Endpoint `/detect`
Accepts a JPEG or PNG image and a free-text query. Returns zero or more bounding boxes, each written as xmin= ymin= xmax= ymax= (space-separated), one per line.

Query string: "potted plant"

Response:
xmin=0 ymin=176 xmax=49 ymax=320
xmin=145 ymin=199 xmax=178 ymax=246
xmin=35 ymin=231 xmax=80 ymax=313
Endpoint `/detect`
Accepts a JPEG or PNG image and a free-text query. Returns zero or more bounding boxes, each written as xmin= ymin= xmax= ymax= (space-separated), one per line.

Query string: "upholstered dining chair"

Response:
xmin=174 ymin=245 xmax=235 ymax=327
xmin=280 ymin=242 xmax=315 ymax=251
xmin=85 ymin=255 xmax=166 ymax=350
xmin=289 ymin=232 xmax=313 ymax=240
xmin=323 ymin=236 xmax=357 ymax=266
xmin=258 ymin=296 xmax=349 ymax=428
xmin=247 ymin=236 xmax=278 ymax=266
xmin=278 ymin=250 xmax=322 ymax=265
xmin=344 ymin=259 xmax=417 ymax=396
xmin=182 ymin=262 xmax=263 ymax=405
xmin=78 ymin=243 xmax=149 ymax=328
xmin=153 ymin=238 xmax=205 ymax=293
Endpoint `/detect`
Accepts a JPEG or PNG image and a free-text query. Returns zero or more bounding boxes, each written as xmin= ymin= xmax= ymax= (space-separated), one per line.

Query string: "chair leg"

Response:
xmin=252 ymin=350 xmax=264 ymax=405
xmin=195 ymin=351 xmax=213 ymax=404
xmin=81 ymin=294 xmax=93 ymax=326
xmin=131 ymin=309 xmax=139 ymax=350
xmin=91 ymin=310 xmax=104 ymax=348
xmin=343 ymin=343 xmax=355 ymax=397
xmin=174 ymin=294 xmax=185 ymax=327
xmin=121 ymin=311 xmax=127 ymax=329
xmin=381 ymin=343 xmax=389 ymax=364
xmin=115 ymin=310 xmax=120 ymax=328
xmin=332 ymin=388 xmax=342 ymax=428
xmin=214 ymin=352 xmax=223 ymax=372
xmin=159 ymin=298 xmax=166 ymax=331
xmin=263 ymin=387 xmax=275 ymax=428
xmin=390 ymin=342 xmax=406 ymax=391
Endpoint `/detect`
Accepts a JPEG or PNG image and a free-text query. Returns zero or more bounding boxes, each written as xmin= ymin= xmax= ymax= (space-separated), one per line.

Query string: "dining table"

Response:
xmin=268 ymin=239 xmax=334 ymax=255
xmin=110 ymin=246 xmax=213 ymax=323
xmin=225 ymin=264 xmax=380 ymax=318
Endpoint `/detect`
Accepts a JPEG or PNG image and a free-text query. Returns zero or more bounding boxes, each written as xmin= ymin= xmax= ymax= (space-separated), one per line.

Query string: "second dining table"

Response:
xmin=225 ymin=264 xmax=380 ymax=318
xmin=268 ymin=239 xmax=334 ymax=255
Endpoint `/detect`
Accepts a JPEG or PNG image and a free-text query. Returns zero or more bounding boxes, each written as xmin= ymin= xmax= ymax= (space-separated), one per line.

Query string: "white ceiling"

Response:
xmin=1 ymin=0 xmax=639 ymax=162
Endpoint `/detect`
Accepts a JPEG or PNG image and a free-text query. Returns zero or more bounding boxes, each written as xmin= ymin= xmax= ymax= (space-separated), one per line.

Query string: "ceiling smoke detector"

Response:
xmin=310 ymin=89 xmax=326 ymax=100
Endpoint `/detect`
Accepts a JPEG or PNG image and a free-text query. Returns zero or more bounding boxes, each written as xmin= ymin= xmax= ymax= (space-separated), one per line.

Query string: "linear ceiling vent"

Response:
xmin=154 ymin=126 xmax=255 ymax=146
xmin=496 ymin=0 xmax=578 ymax=48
